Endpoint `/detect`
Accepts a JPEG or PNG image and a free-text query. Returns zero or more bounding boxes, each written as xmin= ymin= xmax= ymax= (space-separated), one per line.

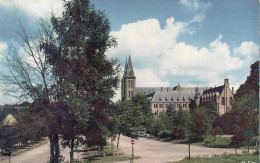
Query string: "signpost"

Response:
xmin=243 ymin=130 xmax=254 ymax=153
xmin=131 ymin=139 xmax=135 ymax=163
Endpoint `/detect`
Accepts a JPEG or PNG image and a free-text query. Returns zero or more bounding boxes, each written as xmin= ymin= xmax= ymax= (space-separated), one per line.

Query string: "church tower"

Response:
xmin=121 ymin=55 xmax=136 ymax=101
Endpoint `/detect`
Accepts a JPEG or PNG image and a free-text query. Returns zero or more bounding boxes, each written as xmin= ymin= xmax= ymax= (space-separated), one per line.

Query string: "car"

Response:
xmin=138 ymin=131 xmax=150 ymax=137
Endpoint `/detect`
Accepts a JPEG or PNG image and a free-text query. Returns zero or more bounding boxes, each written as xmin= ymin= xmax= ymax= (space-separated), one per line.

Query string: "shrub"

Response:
xmin=158 ymin=130 xmax=171 ymax=138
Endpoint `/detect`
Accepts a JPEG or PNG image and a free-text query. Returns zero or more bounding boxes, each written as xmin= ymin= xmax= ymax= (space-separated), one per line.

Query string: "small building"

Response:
xmin=121 ymin=55 xmax=234 ymax=116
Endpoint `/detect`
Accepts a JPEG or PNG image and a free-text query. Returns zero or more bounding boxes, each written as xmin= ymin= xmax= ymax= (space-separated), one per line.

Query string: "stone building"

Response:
xmin=121 ymin=56 xmax=234 ymax=115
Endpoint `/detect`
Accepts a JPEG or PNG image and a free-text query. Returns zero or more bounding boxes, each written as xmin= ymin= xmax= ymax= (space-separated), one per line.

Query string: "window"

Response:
xmin=159 ymin=104 xmax=163 ymax=108
xmin=131 ymin=91 xmax=133 ymax=98
xmin=177 ymin=104 xmax=179 ymax=108
xmin=165 ymin=104 xmax=168 ymax=108
xmin=154 ymin=104 xmax=158 ymax=108
xmin=129 ymin=91 xmax=131 ymax=98
xmin=221 ymin=97 xmax=225 ymax=105
xmin=183 ymin=104 xmax=186 ymax=108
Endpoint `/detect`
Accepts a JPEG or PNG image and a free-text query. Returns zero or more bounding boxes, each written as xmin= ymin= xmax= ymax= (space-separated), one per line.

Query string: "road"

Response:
xmin=115 ymin=136 xmax=245 ymax=163
xmin=0 ymin=141 xmax=82 ymax=163
xmin=0 ymin=136 xmax=247 ymax=163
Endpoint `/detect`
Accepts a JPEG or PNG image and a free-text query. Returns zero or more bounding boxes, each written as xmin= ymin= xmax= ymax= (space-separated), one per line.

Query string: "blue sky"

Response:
xmin=0 ymin=0 xmax=258 ymax=103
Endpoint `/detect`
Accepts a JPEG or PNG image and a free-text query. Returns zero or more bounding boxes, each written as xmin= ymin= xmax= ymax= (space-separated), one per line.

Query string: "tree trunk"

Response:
xmin=53 ymin=134 xmax=60 ymax=163
xmin=234 ymin=142 xmax=237 ymax=155
xmin=49 ymin=134 xmax=54 ymax=163
xmin=117 ymin=134 xmax=120 ymax=148
xmin=70 ymin=136 xmax=75 ymax=163
xmin=111 ymin=139 xmax=114 ymax=159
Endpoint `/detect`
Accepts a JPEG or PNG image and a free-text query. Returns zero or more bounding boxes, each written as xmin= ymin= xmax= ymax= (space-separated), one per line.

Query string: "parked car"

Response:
xmin=138 ymin=131 xmax=150 ymax=137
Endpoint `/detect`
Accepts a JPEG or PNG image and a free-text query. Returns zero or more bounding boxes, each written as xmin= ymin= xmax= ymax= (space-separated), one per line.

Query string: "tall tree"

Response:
xmin=235 ymin=61 xmax=259 ymax=98
xmin=41 ymin=0 xmax=119 ymax=161
xmin=172 ymin=107 xmax=190 ymax=139
xmin=189 ymin=107 xmax=212 ymax=142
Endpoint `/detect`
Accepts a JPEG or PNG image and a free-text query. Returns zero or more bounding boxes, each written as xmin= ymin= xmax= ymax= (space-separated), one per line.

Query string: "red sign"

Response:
xmin=131 ymin=139 xmax=135 ymax=144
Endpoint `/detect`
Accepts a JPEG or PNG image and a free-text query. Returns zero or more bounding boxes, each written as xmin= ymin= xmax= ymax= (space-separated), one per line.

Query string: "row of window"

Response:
xmin=153 ymin=103 xmax=188 ymax=109
xmin=128 ymin=91 xmax=134 ymax=98
xmin=128 ymin=80 xmax=134 ymax=88
xmin=221 ymin=97 xmax=232 ymax=105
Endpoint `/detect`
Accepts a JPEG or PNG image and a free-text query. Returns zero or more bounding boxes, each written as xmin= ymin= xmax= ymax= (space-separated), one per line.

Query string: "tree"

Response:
xmin=221 ymin=61 xmax=259 ymax=146
xmin=40 ymin=0 xmax=119 ymax=161
xmin=189 ymin=107 xmax=212 ymax=142
xmin=166 ymin=103 xmax=175 ymax=117
xmin=227 ymin=91 xmax=258 ymax=146
xmin=111 ymin=100 xmax=144 ymax=148
xmin=235 ymin=61 xmax=259 ymax=98
xmin=171 ymin=107 xmax=190 ymax=139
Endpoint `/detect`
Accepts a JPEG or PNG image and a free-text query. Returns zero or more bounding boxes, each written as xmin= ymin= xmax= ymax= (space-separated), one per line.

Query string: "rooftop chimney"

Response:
xmin=232 ymin=87 xmax=234 ymax=94
xmin=224 ymin=79 xmax=229 ymax=88
xmin=161 ymin=87 xmax=163 ymax=92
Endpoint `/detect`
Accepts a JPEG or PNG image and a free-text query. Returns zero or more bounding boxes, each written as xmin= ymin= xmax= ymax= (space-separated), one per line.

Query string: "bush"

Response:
xmin=204 ymin=136 xmax=215 ymax=144
xmin=158 ymin=130 xmax=171 ymax=138
xmin=252 ymin=150 xmax=259 ymax=155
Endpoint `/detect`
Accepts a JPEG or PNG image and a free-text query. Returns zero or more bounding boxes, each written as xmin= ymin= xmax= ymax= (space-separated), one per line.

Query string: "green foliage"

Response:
xmin=158 ymin=130 xmax=172 ymax=138
xmin=235 ymin=61 xmax=259 ymax=98
xmin=171 ymin=108 xmax=190 ymax=139
xmin=189 ymin=107 xmax=212 ymax=142
xmin=0 ymin=125 xmax=18 ymax=152
xmin=110 ymin=100 xmax=144 ymax=139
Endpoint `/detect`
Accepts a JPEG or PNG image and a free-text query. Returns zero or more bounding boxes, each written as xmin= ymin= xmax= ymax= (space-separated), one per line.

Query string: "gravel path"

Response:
xmin=115 ymin=136 xmax=245 ymax=163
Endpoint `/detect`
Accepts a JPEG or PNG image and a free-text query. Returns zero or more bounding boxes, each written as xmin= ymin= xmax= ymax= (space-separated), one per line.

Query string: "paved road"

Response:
xmin=0 ymin=141 xmax=82 ymax=163
xmin=115 ymin=136 xmax=245 ymax=163
xmin=0 ymin=136 xmax=248 ymax=163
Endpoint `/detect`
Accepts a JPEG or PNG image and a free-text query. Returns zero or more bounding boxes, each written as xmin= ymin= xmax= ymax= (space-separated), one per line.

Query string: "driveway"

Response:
xmin=115 ymin=136 xmax=245 ymax=163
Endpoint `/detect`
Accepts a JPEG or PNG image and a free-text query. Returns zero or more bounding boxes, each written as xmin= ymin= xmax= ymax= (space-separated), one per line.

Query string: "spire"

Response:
xmin=124 ymin=55 xmax=135 ymax=78
xmin=123 ymin=58 xmax=128 ymax=78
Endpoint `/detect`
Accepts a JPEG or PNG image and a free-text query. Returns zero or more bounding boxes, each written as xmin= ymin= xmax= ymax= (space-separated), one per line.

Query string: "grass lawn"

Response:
xmin=176 ymin=152 xmax=259 ymax=163
xmin=74 ymin=147 xmax=140 ymax=163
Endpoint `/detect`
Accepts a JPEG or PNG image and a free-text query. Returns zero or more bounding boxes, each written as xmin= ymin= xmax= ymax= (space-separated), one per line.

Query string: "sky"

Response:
xmin=0 ymin=0 xmax=258 ymax=104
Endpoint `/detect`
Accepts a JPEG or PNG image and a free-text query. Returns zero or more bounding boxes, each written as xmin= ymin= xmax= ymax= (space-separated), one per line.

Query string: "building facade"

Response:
xmin=121 ymin=56 xmax=234 ymax=115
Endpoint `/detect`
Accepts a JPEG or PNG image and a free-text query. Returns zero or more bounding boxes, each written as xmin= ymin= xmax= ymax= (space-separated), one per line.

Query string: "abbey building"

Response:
xmin=121 ymin=56 xmax=234 ymax=116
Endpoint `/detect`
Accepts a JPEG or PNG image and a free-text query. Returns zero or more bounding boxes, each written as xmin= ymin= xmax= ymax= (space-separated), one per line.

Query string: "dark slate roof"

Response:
xmin=151 ymin=90 xmax=195 ymax=103
xmin=123 ymin=55 xmax=135 ymax=78
xmin=202 ymin=85 xmax=224 ymax=95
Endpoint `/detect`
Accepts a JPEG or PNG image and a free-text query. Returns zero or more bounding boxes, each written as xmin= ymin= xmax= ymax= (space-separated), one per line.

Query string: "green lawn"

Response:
xmin=72 ymin=147 xmax=140 ymax=163
xmin=176 ymin=152 xmax=259 ymax=163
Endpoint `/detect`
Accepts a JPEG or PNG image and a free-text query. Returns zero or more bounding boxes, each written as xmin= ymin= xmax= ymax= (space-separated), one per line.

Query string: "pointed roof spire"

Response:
xmin=124 ymin=54 xmax=135 ymax=78
xmin=123 ymin=58 xmax=128 ymax=78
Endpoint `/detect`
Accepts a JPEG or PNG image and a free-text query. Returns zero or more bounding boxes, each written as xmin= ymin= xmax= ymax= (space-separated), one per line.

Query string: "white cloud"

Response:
xmin=234 ymin=41 xmax=259 ymax=56
xmin=107 ymin=17 xmax=248 ymax=92
xmin=179 ymin=0 xmax=200 ymax=10
xmin=2 ymin=0 xmax=63 ymax=17
xmin=135 ymin=69 xmax=170 ymax=87
xmin=179 ymin=0 xmax=211 ymax=23
xmin=106 ymin=17 xmax=185 ymax=60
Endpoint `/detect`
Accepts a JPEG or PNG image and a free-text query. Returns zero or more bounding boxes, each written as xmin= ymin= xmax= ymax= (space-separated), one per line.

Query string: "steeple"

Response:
xmin=124 ymin=55 xmax=135 ymax=78
xmin=121 ymin=55 xmax=136 ymax=101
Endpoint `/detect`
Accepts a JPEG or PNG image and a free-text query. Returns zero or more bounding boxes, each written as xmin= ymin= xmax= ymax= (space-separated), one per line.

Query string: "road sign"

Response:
xmin=131 ymin=139 xmax=135 ymax=144
xmin=243 ymin=130 xmax=254 ymax=137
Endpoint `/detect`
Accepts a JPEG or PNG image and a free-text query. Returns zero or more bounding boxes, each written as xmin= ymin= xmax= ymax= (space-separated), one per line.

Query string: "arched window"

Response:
xmin=221 ymin=97 xmax=225 ymax=105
